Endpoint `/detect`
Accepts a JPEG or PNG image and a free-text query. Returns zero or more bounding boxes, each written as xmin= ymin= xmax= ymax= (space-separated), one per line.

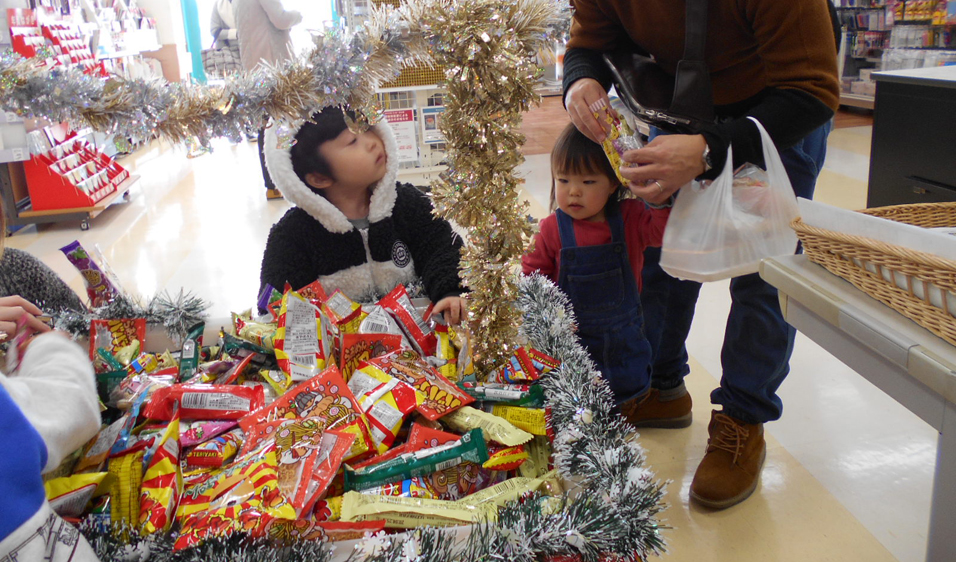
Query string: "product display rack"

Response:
xmin=835 ymin=0 xmax=956 ymax=109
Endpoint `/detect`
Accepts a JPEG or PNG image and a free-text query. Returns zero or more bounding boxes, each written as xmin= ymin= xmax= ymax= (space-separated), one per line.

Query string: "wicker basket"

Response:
xmin=792 ymin=201 xmax=956 ymax=347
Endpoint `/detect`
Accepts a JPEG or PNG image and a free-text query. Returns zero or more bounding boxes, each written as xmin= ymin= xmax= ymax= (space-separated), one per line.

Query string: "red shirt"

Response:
xmin=521 ymin=199 xmax=670 ymax=291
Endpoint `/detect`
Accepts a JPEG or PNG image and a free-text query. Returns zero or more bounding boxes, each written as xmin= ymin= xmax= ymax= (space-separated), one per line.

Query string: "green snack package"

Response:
xmin=178 ymin=323 xmax=205 ymax=381
xmin=459 ymin=382 xmax=545 ymax=407
xmin=344 ymin=428 xmax=488 ymax=492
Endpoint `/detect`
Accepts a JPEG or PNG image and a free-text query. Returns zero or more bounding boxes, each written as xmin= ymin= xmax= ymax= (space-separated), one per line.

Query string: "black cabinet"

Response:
xmin=867 ymin=67 xmax=956 ymax=208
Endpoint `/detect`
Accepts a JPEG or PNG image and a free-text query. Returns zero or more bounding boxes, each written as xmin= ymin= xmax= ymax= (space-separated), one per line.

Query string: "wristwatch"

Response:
xmin=701 ymin=143 xmax=713 ymax=174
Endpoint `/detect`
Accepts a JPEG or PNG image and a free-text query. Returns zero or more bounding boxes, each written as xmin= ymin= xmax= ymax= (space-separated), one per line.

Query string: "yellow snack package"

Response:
xmin=340 ymin=491 xmax=497 ymax=529
xmin=273 ymin=290 xmax=330 ymax=382
xmin=108 ymin=448 xmax=144 ymax=526
xmin=454 ymin=476 xmax=543 ymax=508
xmin=44 ymin=472 xmax=109 ymax=518
xmin=594 ymin=107 xmax=643 ymax=185
xmin=490 ymin=405 xmax=549 ymax=436
xmin=140 ymin=415 xmax=183 ymax=534
xmin=441 ymin=406 xmax=532 ymax=446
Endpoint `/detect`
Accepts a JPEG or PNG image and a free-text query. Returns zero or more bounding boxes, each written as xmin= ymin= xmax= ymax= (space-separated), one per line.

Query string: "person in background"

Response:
xmin=233 ymin=0 xmax=303 ymax=200
xmin=0 ymin=207 xmax=100 ymax=561
xmin=522 ymin=123 xmax=669 ymax=409
xmin=563 ymin=0 xmax=839 ymax=509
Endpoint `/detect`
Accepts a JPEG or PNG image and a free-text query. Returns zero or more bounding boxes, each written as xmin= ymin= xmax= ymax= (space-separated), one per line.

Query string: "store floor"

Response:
xmin=6 ymin=104 xmax=933 ymax=561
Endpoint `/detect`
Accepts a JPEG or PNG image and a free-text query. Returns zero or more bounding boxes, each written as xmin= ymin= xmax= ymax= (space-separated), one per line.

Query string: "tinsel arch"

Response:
xmin=0 ymin=0 xmax=671 ymax=558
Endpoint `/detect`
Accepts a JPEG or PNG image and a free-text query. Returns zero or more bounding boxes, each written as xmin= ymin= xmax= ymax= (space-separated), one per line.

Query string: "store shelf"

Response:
xmin=13 ymin=174 xmax=138 ymax=230
xmin=840 ymin=92 xmax=876 ymax=108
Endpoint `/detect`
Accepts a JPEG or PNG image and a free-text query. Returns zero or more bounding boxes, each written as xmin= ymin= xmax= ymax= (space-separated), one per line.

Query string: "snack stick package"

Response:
xmin=184 ymin=427 xmax=244 ymax=468
xmin=488 ymin=346 xmax=560 ymax=384
xmin=344 ymin=428 xmax=488 ymax=492
xmin=378 ymin=285 xmax=437 ymax=356
xmin=441 ymin=406 xmax=533 ymax=447
xmin=483 ymin=443 xmax=529 ymax=471
xmin=180 ymin=420 xmax=237 ymax=448
xmin=274 ymin=290 xmax=329 ymax=381
xmin=337 ymin=333 xmax=403 ymax=381
xmin=251 ymin=516 xmax=385 ymax=544
xmin=340 ymin=491 xmax=497 ymax=529
xmin=178 ymin=323 xmax=205 ymax=382
xmin=44 ymin=473 xmax=109 ymax=518
xmin=144 ymin=383 xmax=264 ymax=421
xmin=461 ymin=382 xmax=545 ymax=407
xmin=417 ymin=460 xmax=506 ymax=501
xmin=239 ymin=365 xmax=374 ymax=461
xmin=90 ymin=318 xmax=146 ymax=363
xmin=454 ymin=475 xmax=544 ymax=508
xmin=347 ymin=365 xmax=418 ymax=453
xmin=60 ymin=239 xmax=120 ymax=307
xmin=489 ymin=405 xmax=549 ymax=436
xmin=365 ymin=350 xmax=473 ymax=420
xmin=108 ymin=448 xmax=145 ymax=526
xmin=140 ymin=414 xmax=183 ymax=534
xmin=359 ymin=477 xmax=439 ymax=499
xmin=406 ymin=422 xmax=460 ymax=451
xmin=432 ymin=324 xmax=459 ymax=381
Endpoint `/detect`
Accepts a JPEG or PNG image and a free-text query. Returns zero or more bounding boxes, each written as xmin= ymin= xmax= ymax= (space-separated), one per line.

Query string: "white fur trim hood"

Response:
xmin=264 ymin=119 xmax=401 ymax=234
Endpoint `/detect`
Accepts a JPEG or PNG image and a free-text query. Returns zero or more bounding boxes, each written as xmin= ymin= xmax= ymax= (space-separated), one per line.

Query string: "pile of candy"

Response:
xmin=43 ymin=278 xmax=563 ymax=551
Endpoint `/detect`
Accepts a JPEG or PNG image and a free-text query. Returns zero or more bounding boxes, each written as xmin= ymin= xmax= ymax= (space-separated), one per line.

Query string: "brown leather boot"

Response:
xmin=690 ymin=411 xmax=766 ymax=510
xmin=620 ymin=386 xmax=693 ymax=428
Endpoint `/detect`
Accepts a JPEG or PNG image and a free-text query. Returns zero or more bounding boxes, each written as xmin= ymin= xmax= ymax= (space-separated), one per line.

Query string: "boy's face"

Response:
xmin=310 ymin=127 xmax=387 ymax=193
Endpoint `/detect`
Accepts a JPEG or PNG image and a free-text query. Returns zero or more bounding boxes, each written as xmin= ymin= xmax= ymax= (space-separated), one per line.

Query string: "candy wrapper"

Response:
xmin=432 ymin=324 xmax=459 ymax=381
xmin=140 ymin=412 xmax=182 ymax=534
xmin=347 ymin=365 xmax=418 ymax=453
xmin=180 ymin=420 xmax=237 ymax=448
xmin=358 ymin=305 xmax=412 ymax=349
xmin=340 ymin=491 xmax=496 ymax=529
xmin=240 ymin=419 xmax=354 ymax=515
xmin=176 ymin=449 xmax=295 ymax=524
xmin=178 ymin=323 xmax=205 ymax=382
xmin=144 ymin=384 xmax=264 ymax=421
xmin=461 ymin=382 xmax=545 ymax=407
xmin=60 ymin=240 xmax=120 ymax=307
xmin=489 ymin=405 xmax=549 ymax=436
xmin=488 ymin=346 xmax=559 ymax=384
xmin=89 ymin=318 xmax=146 ymax=364
xmin=274 ymin=291 xmax=331 ymax=381
xmin=323 ymin=290 xmax=366 ymax=333
xmin=239 ymin=365 xmax=374 ymax=461
xmin=44 ymin=472 xmax=109 ymax=518
xmin=296 ymin=280 xmax=330 ymax=308
xmin=337 ymin=333 xmax=403 ymax=381
xmin=378 ymin=285 xmax=437 ymax=356
xmin=483 ymin=443 xmax=529 ymax=471
xmin=441 ymin=406 xmax=532 ymax=447
xmin=365 ymin=351 xmax=473 ymax=420
xmin=108 ymin=448 xmax=144 ymax=526
xmin=184 ymin=428 xmax=244 ymax=468
xmin=406 ymin=422 xmax=460 ymax=451
xmin=252 ymin=517 xmax=385 ymax=543
xmin=359 ymin=477 xmax=439 ymax=499
xmin=344 ymin=428 xmax=488 ymax=492
xmin=233 ymin=313 xmax=277 ymax=351
xmin=312 ymin=495 xmax=343 ymax=522
xmin=593 ymin=105 xmax=643 ymax=185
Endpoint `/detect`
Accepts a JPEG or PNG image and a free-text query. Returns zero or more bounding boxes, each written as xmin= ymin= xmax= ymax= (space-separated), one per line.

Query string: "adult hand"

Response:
xmin=432 ymin=296 xmax=466 ymax=326
xmin=621 ymin=134 xmax=708 ymax=205
xmin=565 ymin=78 xmax=613 ymax=143
xmin=0 ymin=295 xmax=51 ymax=341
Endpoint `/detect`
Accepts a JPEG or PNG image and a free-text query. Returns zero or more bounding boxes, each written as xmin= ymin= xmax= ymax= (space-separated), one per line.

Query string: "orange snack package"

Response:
xmin=239 ymin=365 xmax=374 ymax=461
xmin=139 ymin=413 xmax=182 ymax=534
xmin=364 ymin=350 xmax=473 ymax=420
xmin=89 ymin=318 xmax=146 ymax=363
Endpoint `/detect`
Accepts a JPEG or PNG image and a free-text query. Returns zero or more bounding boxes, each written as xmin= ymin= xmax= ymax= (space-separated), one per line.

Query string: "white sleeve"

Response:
xmin=0 ymin=333 xmax=101 ymax=473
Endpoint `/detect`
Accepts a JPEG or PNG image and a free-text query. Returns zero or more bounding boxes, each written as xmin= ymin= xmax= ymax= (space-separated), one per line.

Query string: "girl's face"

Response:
xmin=553 ymin=169 xmax=617 ymax=222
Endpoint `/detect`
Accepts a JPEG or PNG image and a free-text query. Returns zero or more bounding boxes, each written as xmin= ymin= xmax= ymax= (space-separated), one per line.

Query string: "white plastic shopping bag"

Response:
xmin=659 ymin=117 xmax=799 ymax=282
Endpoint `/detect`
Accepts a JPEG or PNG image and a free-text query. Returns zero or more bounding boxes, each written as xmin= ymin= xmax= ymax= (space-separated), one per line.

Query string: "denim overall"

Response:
xmin=556 ymin=204 xmax=652 ymax=405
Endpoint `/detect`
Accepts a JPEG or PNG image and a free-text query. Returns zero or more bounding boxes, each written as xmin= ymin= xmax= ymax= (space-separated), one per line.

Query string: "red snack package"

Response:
xmin=139 ymin=412 xmax=182 ymax=534
xmin=144 ymin=384 xmax=264 ymax=421
xmin=337 ymin=333 xmax=403 ymax=381
xmin=180 ymin=420 xmax=237 ymax=448
xmin=239 ymin=365 xmax=374 ymax=461
xmin=488 ymin=345 xmax=561 ymax=384
xmin=297 ymin=279 xmax=330 ymax=308
xmin=347 ymin=365 xmax=418 ymax=453
xmin=89 ymin=318 xmax=146 ymax=362
xmin=406 ymin=422 xmax=460 ymax=451
xmin=364 ymin=350 xmax=474 ymax=420
xmin=273 ymin=290 xmax=331 ymax=382
xmin=378 ymin=285 xmax=437 ymax=356
xmin=184 ymin=428 xmax=244 ymax=468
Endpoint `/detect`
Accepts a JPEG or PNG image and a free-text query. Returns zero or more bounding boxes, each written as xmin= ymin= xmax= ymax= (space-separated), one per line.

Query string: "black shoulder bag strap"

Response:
xmin=670 ymin=0 xmax=714 ymax=123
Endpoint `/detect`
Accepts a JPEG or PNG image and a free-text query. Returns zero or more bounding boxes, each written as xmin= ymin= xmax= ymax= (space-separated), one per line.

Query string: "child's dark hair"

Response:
xmin=549 ymin=122 xmax=626 ymax=212
xmin=290 ymin=106 xmax=352 ymax=187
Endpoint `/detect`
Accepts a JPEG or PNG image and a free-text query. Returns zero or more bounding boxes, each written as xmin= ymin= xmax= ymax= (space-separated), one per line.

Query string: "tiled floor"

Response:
xmin=5 ymin=101 xmax=935 ymax=561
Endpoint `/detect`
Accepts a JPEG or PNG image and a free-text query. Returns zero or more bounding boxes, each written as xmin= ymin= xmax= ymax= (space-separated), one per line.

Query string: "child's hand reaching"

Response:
xmin=0 ymin=295 xmax=51 ymax=341
xmin=432 ymin=296 xmax=467 ymax=326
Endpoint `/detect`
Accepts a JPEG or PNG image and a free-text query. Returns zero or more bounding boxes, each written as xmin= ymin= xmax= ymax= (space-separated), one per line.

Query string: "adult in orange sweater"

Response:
xmin=563 ymin=0 xmax=839 ymax=509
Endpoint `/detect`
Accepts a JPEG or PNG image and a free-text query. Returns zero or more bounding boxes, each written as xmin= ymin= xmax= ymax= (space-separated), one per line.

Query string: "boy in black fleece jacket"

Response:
xmin=259 ymin=107 xmax=466 ymax=324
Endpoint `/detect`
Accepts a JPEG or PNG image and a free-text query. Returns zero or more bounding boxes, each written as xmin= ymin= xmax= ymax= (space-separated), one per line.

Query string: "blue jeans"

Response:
xmin=641 ymin=120 xmax=833 ymax=424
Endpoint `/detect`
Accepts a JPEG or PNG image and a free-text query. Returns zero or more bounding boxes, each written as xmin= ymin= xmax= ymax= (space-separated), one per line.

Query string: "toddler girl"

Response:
xmin=522 ymin=123 xmax=670 ymax=412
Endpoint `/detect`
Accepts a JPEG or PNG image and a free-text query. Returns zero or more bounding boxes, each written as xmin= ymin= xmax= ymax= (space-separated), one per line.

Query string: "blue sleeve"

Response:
xmin=0 ymin=383 xmax=48 ymax=542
